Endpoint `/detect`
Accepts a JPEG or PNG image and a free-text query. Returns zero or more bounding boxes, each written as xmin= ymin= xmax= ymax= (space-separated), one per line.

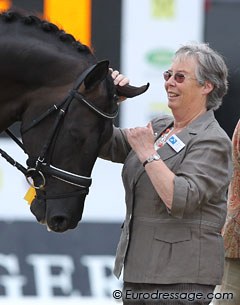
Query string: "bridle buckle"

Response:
xmin=26 ymin=167 xmax=46 ymax=190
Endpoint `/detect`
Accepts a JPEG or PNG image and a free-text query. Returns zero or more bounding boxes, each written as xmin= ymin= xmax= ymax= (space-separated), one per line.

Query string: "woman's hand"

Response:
xmin=125 ymin=122 xmax=156 ymax=163
xmin=110 ymin=69 xmax=129 ymax=86
xmin=110 ymin=68 xmax=129 ymax=102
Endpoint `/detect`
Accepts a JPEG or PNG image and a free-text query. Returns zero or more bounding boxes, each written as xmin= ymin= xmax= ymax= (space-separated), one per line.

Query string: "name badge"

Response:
xmin=167 ymin=135 xmax=185 ymax=153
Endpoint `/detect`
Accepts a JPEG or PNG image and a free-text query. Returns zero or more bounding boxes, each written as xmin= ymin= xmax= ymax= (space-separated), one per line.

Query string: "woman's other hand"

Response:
xmin=110 ymin=68 xmax=130 ymax=86
xmin=110 ymin=68 xmax=130 ymax=102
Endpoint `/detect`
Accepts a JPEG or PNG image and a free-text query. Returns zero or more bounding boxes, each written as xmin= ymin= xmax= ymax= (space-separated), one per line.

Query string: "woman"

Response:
xmin=101 ymin=43 xmax=233 ymax=304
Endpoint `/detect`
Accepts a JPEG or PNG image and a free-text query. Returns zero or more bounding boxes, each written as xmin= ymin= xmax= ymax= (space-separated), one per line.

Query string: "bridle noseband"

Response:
xmin=0 ymin=63 xmax=118 ymax=199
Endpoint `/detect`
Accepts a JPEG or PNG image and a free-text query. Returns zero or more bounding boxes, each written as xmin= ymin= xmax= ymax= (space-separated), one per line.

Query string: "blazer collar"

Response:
xmin=185 ymin=110 xmax=215 ymax=134
xmin=153 ymin=110 xmax=215 ymax=136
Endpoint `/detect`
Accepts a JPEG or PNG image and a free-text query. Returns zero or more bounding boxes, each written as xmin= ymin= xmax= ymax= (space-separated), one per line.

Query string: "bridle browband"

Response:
xmin=0 ymin=63 xmax=118 ymax=199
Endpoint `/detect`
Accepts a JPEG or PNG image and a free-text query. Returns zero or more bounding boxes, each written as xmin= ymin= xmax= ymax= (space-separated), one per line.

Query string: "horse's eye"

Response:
xmin=113 ymin=94 xmax=119 ymax=102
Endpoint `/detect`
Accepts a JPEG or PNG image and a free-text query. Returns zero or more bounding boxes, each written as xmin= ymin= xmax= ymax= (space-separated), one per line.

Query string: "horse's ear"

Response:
xmin=116 ymin=83 xmax=150 ymax=98
xmin=84 ymin=60 xmax=109 ymax=90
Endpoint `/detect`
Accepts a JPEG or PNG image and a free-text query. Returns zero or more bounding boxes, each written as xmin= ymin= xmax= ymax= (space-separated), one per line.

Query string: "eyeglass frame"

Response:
xmin=163 ymin=70 xmax=198 ymax=83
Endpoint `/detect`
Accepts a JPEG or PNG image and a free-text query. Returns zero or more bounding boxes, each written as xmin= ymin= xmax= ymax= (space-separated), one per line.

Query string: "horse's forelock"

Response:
xmin=0 ymin=11 xmax=91 ymax=55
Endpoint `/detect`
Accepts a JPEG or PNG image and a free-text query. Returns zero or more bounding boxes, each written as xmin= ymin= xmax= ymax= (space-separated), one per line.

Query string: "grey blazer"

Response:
xmin=100 ymin=110 xmax=232 ymax=285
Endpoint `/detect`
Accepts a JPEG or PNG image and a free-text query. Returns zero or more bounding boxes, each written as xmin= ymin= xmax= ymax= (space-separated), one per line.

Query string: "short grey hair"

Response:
xmin=174 ymin=42 xmax=228 ymax=110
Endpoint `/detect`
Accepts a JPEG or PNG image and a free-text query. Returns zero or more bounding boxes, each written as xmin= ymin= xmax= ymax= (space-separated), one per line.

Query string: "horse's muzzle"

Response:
xmin=30 ymin=196 xmax=85 ymax=233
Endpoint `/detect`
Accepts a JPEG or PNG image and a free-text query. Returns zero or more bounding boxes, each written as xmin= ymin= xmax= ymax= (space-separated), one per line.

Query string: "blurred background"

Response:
xmin=0 ymin=0 xmax=239 ymax=304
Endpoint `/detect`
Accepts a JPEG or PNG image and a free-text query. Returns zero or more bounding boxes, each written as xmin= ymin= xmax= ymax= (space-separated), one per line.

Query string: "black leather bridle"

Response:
xmin=0 ymin=63 xmax=118 ymax=198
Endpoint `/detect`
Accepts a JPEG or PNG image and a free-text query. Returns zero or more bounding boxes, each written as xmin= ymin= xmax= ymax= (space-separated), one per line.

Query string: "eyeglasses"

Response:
xmin=163 ymin=70 xmax=196 ymax=83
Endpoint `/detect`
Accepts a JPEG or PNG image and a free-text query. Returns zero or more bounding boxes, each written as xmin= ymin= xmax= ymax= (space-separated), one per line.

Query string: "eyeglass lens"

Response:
xmin=163 ymin=71 xmax=185 ymax=83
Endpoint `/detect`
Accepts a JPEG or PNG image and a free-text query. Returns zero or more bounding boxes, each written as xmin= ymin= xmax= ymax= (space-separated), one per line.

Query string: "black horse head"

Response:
xmin=0 ymin=11 xmax=149 ymax=232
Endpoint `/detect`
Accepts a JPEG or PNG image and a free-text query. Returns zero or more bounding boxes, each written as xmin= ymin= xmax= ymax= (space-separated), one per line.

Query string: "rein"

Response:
xmin=0 ymin=63 xmax=118 ymax=199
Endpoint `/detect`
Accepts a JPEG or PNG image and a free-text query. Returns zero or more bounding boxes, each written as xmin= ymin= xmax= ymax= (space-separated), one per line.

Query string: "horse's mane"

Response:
xmin=0 ymin=11 xmax=92 ymax=55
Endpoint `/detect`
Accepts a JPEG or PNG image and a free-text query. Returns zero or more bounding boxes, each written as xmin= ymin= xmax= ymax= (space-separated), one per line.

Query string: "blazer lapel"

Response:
xmin=159 ymin=128 xmax=193 ymax=161
xmin=156 ymin=110 xmax=214 ymax=161
xmin=131 ymin=110 xmax=214 ymax=186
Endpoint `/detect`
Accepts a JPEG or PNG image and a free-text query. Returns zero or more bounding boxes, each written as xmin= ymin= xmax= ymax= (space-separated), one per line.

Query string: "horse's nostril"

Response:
xmin=49 ymin=216 xmax=69 ymax=233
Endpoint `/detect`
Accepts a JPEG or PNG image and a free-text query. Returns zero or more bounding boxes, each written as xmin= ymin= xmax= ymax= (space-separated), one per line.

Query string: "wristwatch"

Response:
xmin=143 ymin=153 xmax=161 ymax=167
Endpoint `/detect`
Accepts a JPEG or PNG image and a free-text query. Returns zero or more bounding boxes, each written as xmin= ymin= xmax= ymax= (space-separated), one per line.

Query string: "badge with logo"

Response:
xmin=167 ymin=135 xmax=185 ymax=152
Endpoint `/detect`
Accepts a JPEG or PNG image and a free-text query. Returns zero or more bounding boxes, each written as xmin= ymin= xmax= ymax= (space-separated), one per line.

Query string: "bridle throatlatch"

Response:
xmin=0 ymin=63 xmax=118 ymax=199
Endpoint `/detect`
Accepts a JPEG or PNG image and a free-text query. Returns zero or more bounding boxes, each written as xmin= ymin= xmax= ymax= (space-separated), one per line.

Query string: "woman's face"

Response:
xmin=164 ymin=56 xmax=208 ymax=114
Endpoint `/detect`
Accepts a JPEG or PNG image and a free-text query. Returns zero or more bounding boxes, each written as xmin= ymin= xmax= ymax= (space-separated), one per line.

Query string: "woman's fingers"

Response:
xmin=110 ymin=69 xmax=130 ymax=86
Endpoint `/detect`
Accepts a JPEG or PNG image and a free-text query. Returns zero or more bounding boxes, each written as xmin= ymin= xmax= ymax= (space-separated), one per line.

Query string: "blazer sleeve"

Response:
xmin=98 ymin=126 xmax=131 ymax=163
xmin=170 ymin=131 xmax=233 ymax=218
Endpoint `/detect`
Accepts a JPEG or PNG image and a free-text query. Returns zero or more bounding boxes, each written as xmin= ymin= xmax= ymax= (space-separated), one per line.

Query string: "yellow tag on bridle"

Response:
xmin=24 ymin=186 xmax=36 ymax=205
